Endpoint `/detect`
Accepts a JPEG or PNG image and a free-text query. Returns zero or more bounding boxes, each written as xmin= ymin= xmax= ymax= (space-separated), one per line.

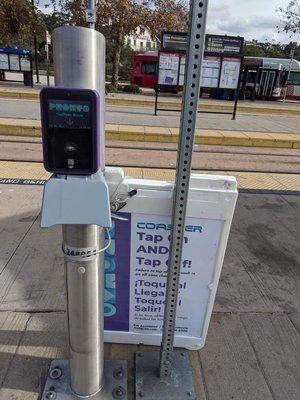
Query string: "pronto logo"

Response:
xmin=137 ymin=222 xmax=203 ymax=233
xmin=49 ymin=102 xmax=90 ymax=113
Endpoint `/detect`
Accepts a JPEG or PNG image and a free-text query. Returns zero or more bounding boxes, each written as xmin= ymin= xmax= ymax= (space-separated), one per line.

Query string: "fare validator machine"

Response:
xmin=40 ymin=25 xmax=128 ymax=400
xmin=41 ymin=87 xmax=100 ymax=175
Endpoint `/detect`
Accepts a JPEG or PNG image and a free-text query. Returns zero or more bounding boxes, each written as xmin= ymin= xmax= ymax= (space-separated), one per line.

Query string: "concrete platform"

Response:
xmin=1 ymin=84 xmax=300 ymax=115
xmin=0 ymin=183 xmax=299 ymax=399
xmin=0 ymin=118 xmax=299 ymax=149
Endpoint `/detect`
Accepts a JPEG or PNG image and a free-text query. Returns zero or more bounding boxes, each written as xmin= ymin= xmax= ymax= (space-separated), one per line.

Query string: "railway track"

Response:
xmin=0 ymin=136 xmax=299 ymax=174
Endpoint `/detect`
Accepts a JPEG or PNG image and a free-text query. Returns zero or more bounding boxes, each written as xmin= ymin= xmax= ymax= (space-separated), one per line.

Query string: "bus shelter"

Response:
xmin=0 ymin=46 xmax=33 ymax=87
xmin=155 ymin=32 xmax=244 ymax=120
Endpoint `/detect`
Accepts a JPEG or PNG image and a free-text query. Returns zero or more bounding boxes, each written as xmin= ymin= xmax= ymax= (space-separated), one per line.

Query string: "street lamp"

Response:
xmin=31 ymin=0 xmax=40 ymax=83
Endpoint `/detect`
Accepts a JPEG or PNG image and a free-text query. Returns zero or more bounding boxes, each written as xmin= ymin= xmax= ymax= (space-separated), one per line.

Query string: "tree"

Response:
xmin=41 ymin=11 xmax=68 ymax=34
xmin=243 ymin=40 xmax=300 ymax=62
xmin=0 ymin=0 xmax=42 ymax=47
xmin=278 ymin=0 xmax=300 ymax=35
xmin=56 ymin=0 xmax=188 ymax=88
xmin=147 ymin=0 xmax=188 ymax=39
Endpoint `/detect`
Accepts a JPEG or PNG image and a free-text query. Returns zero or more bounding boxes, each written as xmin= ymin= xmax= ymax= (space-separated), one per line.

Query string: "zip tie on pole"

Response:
xmin=61 ymin=227 xmax=112 ymax=261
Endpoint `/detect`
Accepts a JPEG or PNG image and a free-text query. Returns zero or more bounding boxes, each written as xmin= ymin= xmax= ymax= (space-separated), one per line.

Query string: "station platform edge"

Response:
xmin=0 ymin=161 xmax=299 ymax=192
xmin=0 ymin=118 xmax=299 ymax=149
xmin=0 ymin=88 xmax=299 ymax=116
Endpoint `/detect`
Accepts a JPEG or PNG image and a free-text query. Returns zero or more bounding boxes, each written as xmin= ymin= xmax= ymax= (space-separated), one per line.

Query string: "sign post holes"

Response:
xmin=135 ymin=1 xmax=210 ymax=398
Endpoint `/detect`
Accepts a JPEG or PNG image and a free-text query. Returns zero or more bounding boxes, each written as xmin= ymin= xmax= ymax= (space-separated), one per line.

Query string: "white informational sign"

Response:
xmin=46 ymin=30 xmax=51 ymax=45
xmin=0 ymin=53 xmax=9 ymax=70
xmin=129 ymin=213 xmax=222 ymax=338
xmin=179 ymin=54 xmax=186 ymax=86
xmin=219 ymin=57 xmax=241 ymax=89
xmin=158 ymin=52 xmax=180 ymax=85
xmin=9 ymin=54 xmax=20 ymax=71
xmin=86 ymin=9 xmax=96 ymax=24
xmin=20 ymin=55 xmax=31 ymax=71
xmin=179 ymin=55 xmax=221 ymax=88
xmin=200 ymin=56 xmax=221 ymax=88
xmin=103 ymin=172 xmax=238 ymax=350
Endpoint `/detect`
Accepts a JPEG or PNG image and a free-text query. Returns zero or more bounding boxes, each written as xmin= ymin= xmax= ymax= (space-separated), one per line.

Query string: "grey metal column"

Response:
xmin=63 ymin=225 xmax=104 ymax=396
xmin=87 ymin=0 xmax=96 ymax=29
xmin=159 ymin=0 xmax=209 ymax=377
xmin=54 ymin=26 xmax=105 ymax=397
xmin=41 ymin=24 xmax=128 ymax=400
xmin=53 ymin=26 xmax=106 ymax=170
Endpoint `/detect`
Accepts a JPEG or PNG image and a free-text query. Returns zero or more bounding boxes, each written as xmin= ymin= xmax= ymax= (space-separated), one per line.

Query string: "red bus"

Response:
xmin=131 ymin=51 xmax=158 ymax=89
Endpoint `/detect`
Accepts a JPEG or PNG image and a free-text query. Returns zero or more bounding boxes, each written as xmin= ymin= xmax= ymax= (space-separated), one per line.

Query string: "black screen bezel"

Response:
xmin=41 ymin=88 xmax=98 ymax=175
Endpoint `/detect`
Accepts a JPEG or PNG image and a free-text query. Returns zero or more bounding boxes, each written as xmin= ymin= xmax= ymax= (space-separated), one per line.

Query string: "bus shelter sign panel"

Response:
xmin=205 ymin=35 xmax=243 ymax=55
xmin=158 ymin=52 xmax=180 ymax=85
xmin=0 ymin=53 xmax=9 ymax=70
xmin=104 ymin=212 xmax=223 ymax=341
xmin=219 ymin=57 xmax=241 ymax=89
xmin=9 ymin=54 xmax=20 ymax=71
xmin=201 ymin=56 xmax=221 ymax=88
xmin=20 ymin=55 xmax=31 ymax=71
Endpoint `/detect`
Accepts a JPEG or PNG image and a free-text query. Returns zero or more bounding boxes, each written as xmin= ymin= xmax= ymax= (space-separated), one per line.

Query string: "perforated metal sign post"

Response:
xmin=135 ymin=1 xmax=209 ymax=398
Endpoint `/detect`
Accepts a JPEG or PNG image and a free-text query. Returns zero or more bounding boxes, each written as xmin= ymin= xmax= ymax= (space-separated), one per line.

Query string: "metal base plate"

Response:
xmin=135 ymin=351 xmax=196 ymax=400
xmin=41 ymin=359 xmax=127 ymax=400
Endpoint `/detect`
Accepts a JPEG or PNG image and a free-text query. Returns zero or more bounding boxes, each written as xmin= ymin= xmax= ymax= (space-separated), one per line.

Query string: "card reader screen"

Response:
xmin=47 ymin=99 xmax=92 ymax=129
xmin=41 ymin=88 xmax=100 ymax=174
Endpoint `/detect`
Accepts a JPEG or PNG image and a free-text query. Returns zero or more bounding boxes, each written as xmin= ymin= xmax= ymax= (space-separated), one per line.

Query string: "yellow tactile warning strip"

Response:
xmin=0 ymin=89 xmax=299 ymax=115
xmin=0 ymin=161 xmax=299 ymax=192
xmin=0 ymin=160 xmax=50 ymax=180
xmin=0 ymin=118 xmax=299 ymax=149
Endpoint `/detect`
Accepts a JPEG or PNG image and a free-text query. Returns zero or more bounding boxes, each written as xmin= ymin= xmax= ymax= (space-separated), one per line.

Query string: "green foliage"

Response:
xmin=105 ymin=83 xmax=142 ymax=93
xmin=243 ymin=40 xmax=300 ymax=61
xmin=105 ymin=83 xmax=119 ymax=93
xmin=41 ymin=11 xmax=68 ymax=33
xmin=122 ymin=84 xmax=142 ymax=93
xmin=0 ymin=0 xmax=41 ymax=47
xmin=106 ymin=43 xmax=135 ymax=81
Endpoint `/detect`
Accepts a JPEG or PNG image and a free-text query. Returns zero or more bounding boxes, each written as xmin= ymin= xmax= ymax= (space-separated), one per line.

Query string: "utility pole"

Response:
xmin=86 ymin=0 xmax=96 ymax=30
xmin=31 ymin=0 xmax=40 ymax=83
xmin=45 ymin=30 xmax=51 ymax=86
xmin=288 ymin=48 xmax=295 ymax=81
xmin=283 ymin=48 xmax=295 ymax=102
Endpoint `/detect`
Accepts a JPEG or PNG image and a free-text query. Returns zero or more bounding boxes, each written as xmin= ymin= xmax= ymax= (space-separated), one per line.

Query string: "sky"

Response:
xmin=206 ymin=0 xmax=299 ymax=43
xmin=38 ymin=0 xmax=299 ymax=44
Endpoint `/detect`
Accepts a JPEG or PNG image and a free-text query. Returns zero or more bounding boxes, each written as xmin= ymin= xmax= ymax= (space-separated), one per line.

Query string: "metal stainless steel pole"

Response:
xmin=283 ymin=49 xmax=294 ymax=103
xmin=159 ymin=0 xmax=209 ymax=377
xmin=52 ymin=26 xmax=106 ymax=397
xmin=31 ymin=0 xmax=40 ymax=83
xmin=46 ymin=43 xmax=50 ymax=86
xmin=63 ymin=225 xmax=105 ymax=395
xmin=88 ymin=0 xmax=96 ymax=29
xmin=53 ymin=26 xmax=106 ymax=170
